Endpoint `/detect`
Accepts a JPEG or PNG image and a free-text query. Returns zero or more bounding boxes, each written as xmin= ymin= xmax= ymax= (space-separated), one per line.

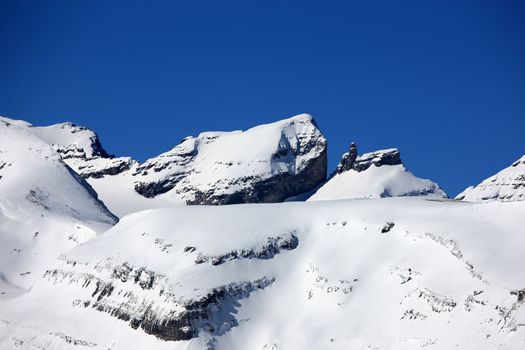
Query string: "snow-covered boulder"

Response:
xmin=0 ymin=117 xmax=117 ymax=296
xmin=456 ymin=155 xmax=525 ymax=202
xmin=309 ymin=143 xmax=447 ymax=201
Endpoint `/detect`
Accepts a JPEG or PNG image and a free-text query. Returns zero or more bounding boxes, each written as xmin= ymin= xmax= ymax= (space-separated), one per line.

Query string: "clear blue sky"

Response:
xmin=1 ymin=0 xmax=524 ymax=196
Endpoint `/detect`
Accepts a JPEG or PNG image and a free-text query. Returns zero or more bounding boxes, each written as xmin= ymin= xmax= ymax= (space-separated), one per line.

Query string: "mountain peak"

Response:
xmin=132 ymin=113 xmax=327 ymax=205
xmin=456 ymin=155 xmax=525 ymax=202
xmin=29 ymin=121 xmax=111 ymax=160
xmin=309 ymin=142 xmax=446 ymax=201
xmin=334 ymin=142 xmax=402 ymax=175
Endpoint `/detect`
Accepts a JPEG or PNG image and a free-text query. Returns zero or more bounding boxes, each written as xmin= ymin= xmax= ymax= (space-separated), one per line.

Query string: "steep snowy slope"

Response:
xmin=9 ymin=114 xmax=327 ymax=216
xmin=456 ymin=155 xmax=525 ymax=202
xmin=1 ymin=198 xmax=524 ymax=349
xmin=309 ymin=143 xmax=446 ymax=201
xmin=0 ymin=118 xmax=117 ymax=296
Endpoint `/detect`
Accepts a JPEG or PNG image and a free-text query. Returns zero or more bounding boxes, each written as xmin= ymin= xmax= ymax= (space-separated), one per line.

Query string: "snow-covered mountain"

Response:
xmin=0 ymin=113 xmax=523 ymax=350
xmin=309 ymin=143 xmax=447 ymax=201
xmin=12 ymin=114 xmax=327 ymax=216
xmin=130 ymin=114 xmax=327 ymax=205
xmin=456 ymin=155 xmax=525 ymax=202
xmin=1 ymin=198 xmax=524 ymax=349
xmin=0 ymin=117 xmax=117 ymax=296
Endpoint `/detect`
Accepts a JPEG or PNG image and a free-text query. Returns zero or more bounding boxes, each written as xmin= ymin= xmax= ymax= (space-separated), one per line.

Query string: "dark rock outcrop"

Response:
xmin=76 ymin=157 xmax=136 ymax=179
xmin=335 ymin=142 xmax=358 ymax=174
xmin=352 ymin=148 xmax=401 ymax=172
xmin=194 ymin=233 xmax=299 ymax=265
xmin=44 ymin=265 xmax=274 ymax=342
xmin=335 ymin=142 xmax=401 ymax=175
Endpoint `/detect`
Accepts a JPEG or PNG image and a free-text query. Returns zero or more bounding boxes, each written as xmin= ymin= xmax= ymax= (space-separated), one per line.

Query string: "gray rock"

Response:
xmin=333 ymin=142 xmax=402 ymax=176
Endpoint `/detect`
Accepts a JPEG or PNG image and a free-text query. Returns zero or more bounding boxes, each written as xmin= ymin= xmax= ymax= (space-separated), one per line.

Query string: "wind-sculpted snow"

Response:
xmin=0 ymin=118 xmax=117 ymax=295
xmin=1 ymin=198 xmax=524 ymax=349
xmin=457 ymin=155 xmax=525 ymax=202
xmin=309 ymin=142 xmax=447 ymax=201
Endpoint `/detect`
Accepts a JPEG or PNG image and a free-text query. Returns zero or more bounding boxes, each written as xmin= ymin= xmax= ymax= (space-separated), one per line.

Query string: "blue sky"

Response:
xmin=1 ymin=0 xmax=524 ymax=196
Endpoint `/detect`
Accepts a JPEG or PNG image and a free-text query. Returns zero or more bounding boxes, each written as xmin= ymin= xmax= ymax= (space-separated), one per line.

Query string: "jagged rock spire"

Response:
xmin=335 ymin=142 xmax=402 ymax=175
xmin=335 ymin=142 xmax=358 ymax=174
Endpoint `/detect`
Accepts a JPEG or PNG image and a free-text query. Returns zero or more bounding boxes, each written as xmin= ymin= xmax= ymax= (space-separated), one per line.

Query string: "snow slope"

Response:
xmin=8 ymin=114 xmax=327 ymax=216
xmin=456 ymin=155 xmax=525 ymax=202
xmin=1 ymin=198 xmax=524 ymax=349
xmin=0 ymin=117 xmax=117 ymax=296
xmin=309 ymin=144 xmax=446 ymax=201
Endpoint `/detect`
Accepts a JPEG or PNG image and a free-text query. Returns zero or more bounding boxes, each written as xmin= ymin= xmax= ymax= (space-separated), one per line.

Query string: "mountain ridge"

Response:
xmin=0 ymin=113 xmax=523 ymax=349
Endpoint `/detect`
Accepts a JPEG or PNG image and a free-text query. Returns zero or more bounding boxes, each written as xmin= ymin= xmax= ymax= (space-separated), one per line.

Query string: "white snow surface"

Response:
xmin=1 ymin=198 xmax=524 ymax=349
xmin=0 ymin=118 xmax=117 ymax=295
xmin=456 ymin=155 xmax=525 ymax=202
xmin=309 ymin=164 xmax=446 ymax=201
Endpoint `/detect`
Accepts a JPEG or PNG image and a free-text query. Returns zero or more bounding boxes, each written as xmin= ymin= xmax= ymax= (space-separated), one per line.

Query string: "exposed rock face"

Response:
xmin=456 ymin=155 xmax=525 ymax=202
xmin=9 ymin=210 xmax=301 ymax=344
xmin=309 ymin=142 xmax=446 ymax=201
xmin=334 ymin=142 xmax=401 ymax=175
xmin=352 ymin=148 xmax=401 ymax=172
xmin=335 ymin=142 xmax=357 ymax=174
xmin=131 ymin=114 xmax=327 ymax=204
xmin=194 ymin=233 xmax=299 ymax=265
xmin=43 ymin=262 xmax=274 ymax=342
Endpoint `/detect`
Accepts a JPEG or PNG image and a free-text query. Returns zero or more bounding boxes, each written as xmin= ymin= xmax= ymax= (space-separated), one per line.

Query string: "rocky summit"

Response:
xmin=334 ymin=142 xmax=402 ymax=174
xmin=130 ymin=114 xmax=327 ymax=205
xmin=309 ymin=142 xmax=447 ymax=201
